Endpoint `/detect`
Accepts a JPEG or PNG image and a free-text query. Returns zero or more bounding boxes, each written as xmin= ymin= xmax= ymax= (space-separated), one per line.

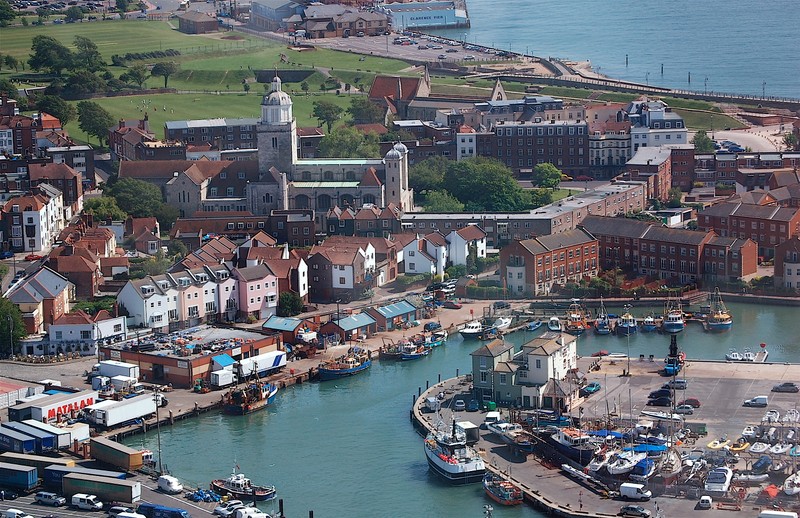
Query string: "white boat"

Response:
xmin=606 ymin=451 xmax=646 ymax=475
xmin=547 ymin=316 xmax=562 ymax=332
xmin=783 ymin=409 xmax=800 ymax=424
xmin=704 ymin=466 xmax=733 ymax=493
xmin=492 ymin=317 xmax=512 ymax=330
xmin=784 ymin=471 xmax=800 ymax=496
xmin=764 ymin=410 xmax=781 ymax=423
xmin=641 ymin=314 xmax=657 ymax=333
xmin=486 ymin=420 xmax=513 ymax=437
xmin=424 ymin=420 xmax=486 ymax=485
xmin=587 ymin=449 xmax=616 ymax=473
xmin=787 ymin=429 xmax=796 ymax=443
xmin=741 ymin=348 xmax=756 ymax=361
xmin=742 ymin=426 xmax=757 ymax=439
xmin=749 ymin=442 xmax=769 ymax=453
xmin=640 ymin=410 xmax=683 ymax=422
xmin=734 ymin=472 xmax=769 ymax=484
xmin=726 ymin=349 xmax=743 ymax=361
xmin=771 ymin=443 xmax=791 ymax=455
xmin=662 ymin=297 xmax=685 ymax=333
xmin=459 ymin=320 xmax=483 ymax=337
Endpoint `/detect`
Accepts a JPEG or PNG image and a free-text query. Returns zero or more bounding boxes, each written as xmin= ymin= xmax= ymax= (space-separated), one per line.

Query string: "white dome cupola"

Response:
xmin=261 ymin=75 xmax=293 ymax=125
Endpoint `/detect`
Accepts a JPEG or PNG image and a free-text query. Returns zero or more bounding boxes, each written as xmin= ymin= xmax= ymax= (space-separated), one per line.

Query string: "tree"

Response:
xmin=166 ymin=239 xmax=188 ymax=258
xmin=36 ymin=95 xmax=77 ymax=127
xmin=445 ymin=264 xmax=466 ymax=280
xmin=115 ymin=0 xmax=129 ymax=12
xmin=107 ymin=178 xmax=163 ymax=217
xmin=784 ymin=132 xmax=798 ymax=151
xmin=409 ymin=156 xmax=448 ymax=193
xmin=0 ymin=79 xmax=17 ymax=100
xmin=277 ymin=292 xmax=304 ymax=317
xmin=243 ymin=81 xmax=251 ymax=94
xmin=300 ymin=81 xmax=309 ymax=95
xmin=312 ymin=100 xmax=343 ymax=132
xmin=64 ymin=5 xmax=84 ymax=21
xmin=73 ymin=36 xmax=105 ymax=72
xmin=153 ymin=203 xmax=179 ymax=231
xmin=424 ymin=190 xmax=465 ymax=212
xmin=77 ymin=100 xmax=114 ymax=145
xmin=347 ymin=97 xmax=385 ymax=124
xmin=83 ymin=196 xmax=127 ymax=221
xmin=317 ymin=126 xmax=379 ymax=158
xmin=4 ymin=54 xmax=19 ymax=72
xmin=666 ymin=187 xmax=683 ymax=208
xmin=692 ymin=130 xmax=715 ymax=153
xmin=0 ymin=297 xmax=26 ymax=357
xmin=443 ymin=157 xmax=533 ymax=212
xmin=28 ymin=35 xmax=74 ymax=76
xmin=120 ymin=64 xmax=149 ymax=89
xmin=0 ymin=0 xmax=15 ymax=26
xmin=528 ymin=188 xmax=553 ymax=208
xmin=151 ymin=61 xmax=179 ymax=89
xmin=533 ymin=162 xmax=563 ymax=189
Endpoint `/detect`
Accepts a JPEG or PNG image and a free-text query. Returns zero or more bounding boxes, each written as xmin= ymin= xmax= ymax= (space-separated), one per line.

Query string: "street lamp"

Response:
xmin=625 ymin=304 xmax=631 ymax=377
xmin=6 ymin=315 xmax=13 ymax=358
xmin=704 ymin=76 xmax=708 ymax=95
xmin=153 ymin=389 xmax=163 ymax=475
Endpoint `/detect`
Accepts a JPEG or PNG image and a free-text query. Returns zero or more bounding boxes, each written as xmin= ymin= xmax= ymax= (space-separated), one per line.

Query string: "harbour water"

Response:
xmin=125 ymin=301 xmax=798 ymax=517
xmin=430 ymin=0 xmax=800 ymax=99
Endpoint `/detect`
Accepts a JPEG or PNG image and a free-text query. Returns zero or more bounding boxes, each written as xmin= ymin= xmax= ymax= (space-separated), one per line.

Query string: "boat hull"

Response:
xmin=222 ymin=384 xmax=278 ymax=415
xmin=318 ymin=360 xmax=371 ymax=381
xmin=617 ymin=324 xmax=637 ymax=335
xmin=662 ymin=322 xmax=684 ymax=333
xmin=424 ymin=448 xmax=485 ymax=485
xmin=210 ymin=480 xmax=276 ymax=501
xmin=706 ymin=320 xmax=733 ymax=331
xmin=483 ymin=474 xmax=523 ymax=506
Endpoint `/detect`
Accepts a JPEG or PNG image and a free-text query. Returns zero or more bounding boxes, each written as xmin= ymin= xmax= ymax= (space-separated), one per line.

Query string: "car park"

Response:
xmin=214 ymin=500 xmax=245 ymax=517
xmin=34 ymin=491 xmax=66 ymax=506
xmin=678 ymin=398 xmax=701 ymax=408
xmin=772 ymin=382 xmax=799 ymax=393
xmin=647 ymin=397 xmax=672 ymax=407
xmin=675 ymin=404 xmax=694 ymax=415
xmin=618 ymin=505 xmax=651 ymax=517
xmin=454 ymin=399 xmax=466 ymax=411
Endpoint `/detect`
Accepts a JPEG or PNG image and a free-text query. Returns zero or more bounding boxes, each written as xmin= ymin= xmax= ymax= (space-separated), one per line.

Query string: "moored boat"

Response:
xmin=641 ymin=313 xmax=658 ymax=333
xmin=424 ymin=420 xmax=486 ymax=484
xmin=211 ymin=469 xmax=276 ymax=501
xmin=400 ymin=342 xmax=429 ymax=361
xmin=222 ymin=380 xmax=278 ymax=415
xmin=544 ymin=427 xmax=598 ymax=465
xmin=749 ymin=442 xmax=769 ymax=454
xmin=482 ymin=472 xmax=523 ymax=506
xmin=493 ymin=317 xmax=512 ymax=330
xmin=606 ymin=451 xmax=646 ymax=475
xmin=547 ymin=316 xmax=562 ymax=332
xmin=565 ymin=299 xmax=588 ymax=335
xmin=378 ymin=342 xmax=403 ymax=360
xmin=594 ymin=297 xmax=611 ymax=335
xmin=317 ymin=348 xmax=372 ymax=381
xmin=477 ymin=326 xmax=501 ymax=341
xmin=616 ymin=305 xmax=637 ymax=335
xmin=784 ymin=471 xmax=800 ymax=495
xmin=706 ymin=287 xmax=733 ymax=331
xmin=527 ymin=320 xmax=543 ymax=331
xmin=726 ymin=349 xmax=743 ymax=361
xmin=459 ymin=320 xmax=483 ymax=338
xmin=662 ymin=298 xmax=685 ymax=333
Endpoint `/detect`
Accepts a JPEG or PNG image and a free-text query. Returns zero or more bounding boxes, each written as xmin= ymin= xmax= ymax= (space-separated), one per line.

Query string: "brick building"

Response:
xmin=177 ymin=11 xmax=219 ymax=34
xmin=774 ymin=236 xmax=800 ymax=289
xmin=698 ymin=202 xmax=800 ymax=259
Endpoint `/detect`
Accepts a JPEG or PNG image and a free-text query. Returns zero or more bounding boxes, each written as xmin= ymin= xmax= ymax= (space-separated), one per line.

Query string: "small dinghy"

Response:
xmin=750 ymin=442 xmax=770 ymax=454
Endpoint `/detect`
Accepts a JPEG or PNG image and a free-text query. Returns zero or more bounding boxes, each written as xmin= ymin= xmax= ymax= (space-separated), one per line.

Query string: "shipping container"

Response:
xmin=90 ymin=437 xmax=144 ymax=471
xmin=7 ymin=402 xmax=34 ymax=422
xmin=0 ymin=461 xmax=38 ymax=491
xmin=0 ymin=452 xmax=75 ymax=473
xmin=94 ymin=361 xmax=140 ymax=380
xmin=29 ymin=391 xmax=99 ymax=423
xmin=1 ymin=423 xmax=55 ymax=454
xmin=43 ymin=464 xmax=125 ymax=490
xmin=0 ymin=428 xmax=36 ymax=454
xmin=85 ymin=395 xmax=156 ymax=428
xmin=211 ymin=370 xmax=236 ymax=389
xmin=20 ymin=421 xmax=71 ymax=449
xmin=62 ymin=473 xmax=141 ymax=503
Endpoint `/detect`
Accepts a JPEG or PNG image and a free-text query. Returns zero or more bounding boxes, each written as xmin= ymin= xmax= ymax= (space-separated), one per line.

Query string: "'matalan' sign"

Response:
xmin=47 ymin=397 xmax=95 ymax=420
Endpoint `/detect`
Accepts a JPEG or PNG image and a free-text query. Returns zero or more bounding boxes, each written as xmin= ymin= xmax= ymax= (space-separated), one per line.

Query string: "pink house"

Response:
xmin=234 ymin=264 xmax=278 ymax=321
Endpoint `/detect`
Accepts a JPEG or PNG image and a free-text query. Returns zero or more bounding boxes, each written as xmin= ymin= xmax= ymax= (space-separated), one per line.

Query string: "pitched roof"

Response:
xmin=6 ymin=267 xmax=72 ymax=304
xmin=371 ymin=300 xmax=416 ymax=319
xmin=580 ymin=215 xmax=652 ymax=239
xmin=642 ymin=226 xmax=712 ymax=245
xmin=359 ymin=167 xmax=382 ymax=187
xmin=369 ymin=75 xmax=423 ymax=102
xmin=424 ymin=231 xmax=447 ymax=247
xmin=234 ymin=263 xmax=274 ymax=282
xmin=333 ymin=313 xmax=376 ymax=332
xmin=28 ymin=162 xmax=79 ymax=181
xmin=518 ymin=227 xmax=597 ymax=255
xmin=470 ymin=338 xmax=514 ymax=357
xmin=178 ymin=10 xmax=217 ymax=22
xmin=262 ymin=315 xmax=303 ymax=332
xmin=455 ymin=224 xmax=486 ymax=241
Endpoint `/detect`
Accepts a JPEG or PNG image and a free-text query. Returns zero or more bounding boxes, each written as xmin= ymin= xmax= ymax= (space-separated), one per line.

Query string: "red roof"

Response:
xmin=359 ymin=167 xmax=382 ymax=187
xmin=456 ymin=225 xmax=486 ymax=241
xmin=369 ymin=76 xmax=424 ymax=102
xmin=354 ymin=123 xmax=388 ymax=135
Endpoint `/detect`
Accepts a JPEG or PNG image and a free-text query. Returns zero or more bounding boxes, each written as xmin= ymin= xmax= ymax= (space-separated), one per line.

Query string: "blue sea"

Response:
xmin=431 ymin=0 xmax=800 ymax=99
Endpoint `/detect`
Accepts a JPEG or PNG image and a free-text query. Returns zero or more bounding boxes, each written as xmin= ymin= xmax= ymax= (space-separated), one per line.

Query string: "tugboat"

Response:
xmin=424 ymin=419 xmax=485 ymax=484
xmin=705 ymin=287 xmax=733 ymax=331
xmin=222 ymin=379 xmax=278 ymax=415
xmin=211 ymin=467 xmax=276 ymax=501
xmin=317 ymin=347 xmax=372 ymax=381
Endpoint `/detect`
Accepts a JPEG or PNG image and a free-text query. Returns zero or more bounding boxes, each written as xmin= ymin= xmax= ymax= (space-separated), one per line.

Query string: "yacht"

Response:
xmin=459 ymin=320 xmax=482 ymax=338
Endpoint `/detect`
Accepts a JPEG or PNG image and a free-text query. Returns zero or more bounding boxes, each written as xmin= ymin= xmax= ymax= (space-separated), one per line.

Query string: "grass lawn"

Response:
xmin=551 ymin=188 xmax=577 ymax=201
xmin=63 ymin=91 xmax=355 ymax=144
xmin=674 ymin=109 xmax=745 ymax=131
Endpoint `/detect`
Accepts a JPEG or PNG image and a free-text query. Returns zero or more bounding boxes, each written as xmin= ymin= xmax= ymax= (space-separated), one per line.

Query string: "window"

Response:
xmin=339 ymin=277 xmax=346 ymax=285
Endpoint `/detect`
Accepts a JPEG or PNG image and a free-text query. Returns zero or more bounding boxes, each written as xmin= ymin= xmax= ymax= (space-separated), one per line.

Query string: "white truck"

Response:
xmin=619 ymin=482 xmax=652 ymax=501
xmin=91 ymin=360 xmax=140 ymax=380
xmin=157 ymin=475 xmax=183 ymax=494
xmin=110 ymin=376 xmax=138 ymax=393
xmin=236 ymin=351 xmax=286 ymax=379
xmin=84 ymin=395 xmax=156 ymax=428
xmin=211 ymin=370 xmax=237 ymax=389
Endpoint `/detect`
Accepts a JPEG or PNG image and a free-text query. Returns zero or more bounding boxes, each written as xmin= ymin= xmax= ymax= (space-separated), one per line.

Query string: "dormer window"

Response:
xmin=141 ymin=285 xmax=155 ymax=295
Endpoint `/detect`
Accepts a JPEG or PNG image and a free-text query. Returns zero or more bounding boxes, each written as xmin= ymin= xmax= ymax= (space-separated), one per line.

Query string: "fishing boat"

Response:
xmin=784 ymin=472 xmax=800 ymax=495
xmin=704 ymin=466 xmax=733 ymax=493
xmin=725 ymin=349 xmax=743 ymax=361
xmin=662 ymin=298 xmax=685 ymax=333
xmin=493 ymin=317 xmax=512 ymax=330
xmin=641 ymin=313 xmax=658 ymax=333
xmin=317 ymin=348 xmax=372 ymax=381
xmin=211 ymin=468 xmax=276 ymax=501
xmin=424 ymin=420 xmax=486 ymax=484
xmin=565 ymin=299 xmax=588 ymax=335
xmin=477 ymin=326 xmax=501 ymax=341
xmin=459 ymin=320 xmax=483 ymax=338
xmin=705 ymin=287 xmax=733 ymax=331
xmin=486 ymin=420 xmax=513 ymax=438
xmin=222 ymin=380 xmax=278 ymax=415
xmin=526 ymin=320 xmax=543 ymax=331
xmin=502 ymin=426 xmax=535 ymax=453
xmin=547 ymin=316 xmax=562 ymax=332
xmin=544 ymin=427 xmax=599 ymax=465
xmin=400 ymin=342 xmax=429 ymax=361
xmin=606 ymin=451 xmax=646 ymax=475
xmin=616 ymin=305 xmax=637 ymax=335
xmin=431 ymin=329 xmax=448 ymax=344
xmin=482 ymin=472 xmax=523 ymax=506
xmin=594 ymin=297 xmax=611 ymax=335
xmin=378 ymin=341 xmax=404 ymax=360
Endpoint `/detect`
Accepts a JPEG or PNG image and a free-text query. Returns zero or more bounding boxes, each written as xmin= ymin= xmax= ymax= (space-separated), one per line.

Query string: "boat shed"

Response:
xmin=365 ymin=300 xmax=418 ymax=331
xmin=319 ymin=313 xmax=377 ymax=343
xmin=262 ymin=315 xmax=318 ymax=344
xmin=212 ymin=354 xmax=236 ymax=371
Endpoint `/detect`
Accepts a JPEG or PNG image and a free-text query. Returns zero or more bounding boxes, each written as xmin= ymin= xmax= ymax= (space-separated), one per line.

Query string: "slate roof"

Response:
xmin=519 ymin=228 xmax=596 ymax=255
xmin=470 ymin=338 xmax=514 ymax=357
xmin=455 ymin=224 xmax=486 ymax=241
xmin=334 ymin=313 xmax=376 ymax=331
xmin=579 ymin=215 xmax=652 ymax=239
xmin=234 ymin=263 xmax=274 ymax=282
xmin=642 ymin=226 xmax=711 ymax=246
xmin=262 ymin=315 xmax=303 ymax=332
xmin=6 ymin=267 xmax=72 ymax=304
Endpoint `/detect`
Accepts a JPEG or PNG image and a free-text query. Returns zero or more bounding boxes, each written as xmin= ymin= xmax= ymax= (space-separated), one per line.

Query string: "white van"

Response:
xmin=157 ymin=475 xmax=183 ymax=494
xmin=483 ymin=411 xmax=501 ymax=429
xmin=619 ymin=482 xmax=652 ymax=501
xmin=71 ymin=493 xmax=103 ymax=510
xmin=117 ymin=513 xmax=148 ymax=518
xmin=3 ymin=510 xmax=33 ymax=518
xmin=758 ymin=511 xmax=799 ymax=518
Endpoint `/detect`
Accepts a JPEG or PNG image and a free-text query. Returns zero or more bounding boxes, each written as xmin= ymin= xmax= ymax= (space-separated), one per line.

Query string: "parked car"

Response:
xmin=662 ymin=379 xmax=688 ymax=390
xmin=0 ymin=489 xmax=18 ymax=500
xmin=424 ymin=322 xmax=442 ymax=332
xmin=678 ymin=398 xmax=701 ymax=408
xmin=493 ymin=301 xmax=511 ymax=310
xmin=646 ymin=397 xmax=672 ymax=407
xmin=772 ymin=382 xmax=799 ymax=393
xmin=24 ymin=253 xmax=43 ymax=261
xmin=443 ymin=300 xmax=462 ymax=309
xmin=0 ymin=251 xmax=13 ymax=259
xmin=467 ymin=399 xmax=480 ymax=412
xmin=697 ymin=495 xmax=713 ymax=509
xmin=34 ymin=492 xmax=66 ymax=506
xmin=648 ymin=389 xmax=671 ymax=399
xmin=107 ymin=507 xmax=135 ymax=517
xmin=214 ymin=500 xmax=245 ymax=517
xmin=454 ymin=399 xmax=466 ymax=411
xmin=446 ymin=48 xmax=458 ymax=53
xmin=618 ymin=505 xmax=651 ymax=517
xmin=463 ymin=54 xmax=476 ymax=60
xmin=675 ymin=404 xmax=694 ymax=415
xmin=437 ymin=54 xmax=446 ymax=59
xmin=580 ymin=382 xmax=601 ymax=396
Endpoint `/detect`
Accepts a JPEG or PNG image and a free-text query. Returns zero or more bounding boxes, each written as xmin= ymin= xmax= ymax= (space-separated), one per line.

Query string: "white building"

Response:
xmin=446 ymin=225 xmax=487 ymax=267
xmin=402 ymin=232 xmax=447 ymax=277
xmin=2 ymin=185 xmax=64 ymax=252
xmin=627 ymin=99 xmax=687 ymax=154
xmin=47 ymin=310 xmax=128 ymax=356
